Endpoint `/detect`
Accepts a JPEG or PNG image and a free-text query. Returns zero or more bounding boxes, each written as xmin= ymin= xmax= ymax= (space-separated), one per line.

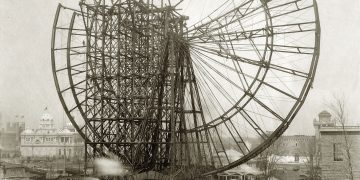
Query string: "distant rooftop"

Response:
xmin=319 ymin=125 xmax=360 ymax=132
xmin=319 ymin=110 xmax=331 ymax=116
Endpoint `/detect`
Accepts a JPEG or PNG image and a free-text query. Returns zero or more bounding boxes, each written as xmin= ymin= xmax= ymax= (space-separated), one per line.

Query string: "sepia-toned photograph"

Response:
xmin=0 ymin=0 xmax=359 ymax=179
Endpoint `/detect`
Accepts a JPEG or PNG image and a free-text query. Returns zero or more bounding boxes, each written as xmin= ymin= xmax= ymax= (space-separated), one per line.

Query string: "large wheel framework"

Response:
xmin=51 ymin=0 xmax=320 ymax=178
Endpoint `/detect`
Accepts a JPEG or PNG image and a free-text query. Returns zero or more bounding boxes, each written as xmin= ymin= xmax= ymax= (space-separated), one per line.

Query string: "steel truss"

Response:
xmin=51 ymin=0 xmax=320 ymax=178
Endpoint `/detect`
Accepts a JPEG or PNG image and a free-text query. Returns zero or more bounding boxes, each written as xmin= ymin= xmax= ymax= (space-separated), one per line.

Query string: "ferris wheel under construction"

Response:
xmin=51 ymin=0 xmax=320 ymax=178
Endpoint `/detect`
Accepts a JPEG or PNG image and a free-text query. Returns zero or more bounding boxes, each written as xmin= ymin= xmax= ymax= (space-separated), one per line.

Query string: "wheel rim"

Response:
xmin=51 ymin=0 xmax=321 ymax=177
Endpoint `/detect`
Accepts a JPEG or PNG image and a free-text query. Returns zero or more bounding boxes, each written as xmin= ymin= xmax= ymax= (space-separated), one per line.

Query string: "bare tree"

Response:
xmin=302 ymin=137 xmax=321 ymax=180
xmin=327 ymin=94 xmax=354 ymax=180
xmin=256 ymin=142 xmax=283 ymax=179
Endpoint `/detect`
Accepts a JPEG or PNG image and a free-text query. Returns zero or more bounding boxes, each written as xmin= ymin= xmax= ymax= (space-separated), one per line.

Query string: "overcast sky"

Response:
xmin=0 ymin=0 xmax=359 ymax=135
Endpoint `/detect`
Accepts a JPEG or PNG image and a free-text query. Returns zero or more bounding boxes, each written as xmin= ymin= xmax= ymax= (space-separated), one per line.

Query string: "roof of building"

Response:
xmin=21 ymin=113 xmax=78 ymax=135
xmin=57 ymin=128 xmax=73 ymax=134
xmin=280 ymin=135 xmax=315 ymax=140
xmin=319 ymin=126 xmax=360 ymax=132
xmin=21 ymin=127 xmax=77 ymax=135
xmin=319 ymin=110 xmax=331 ymax=116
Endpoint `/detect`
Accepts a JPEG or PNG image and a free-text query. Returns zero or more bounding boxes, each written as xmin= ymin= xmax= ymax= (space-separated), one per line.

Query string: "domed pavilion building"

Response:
xmin=20 ymin=113 xmax=84 ymax=159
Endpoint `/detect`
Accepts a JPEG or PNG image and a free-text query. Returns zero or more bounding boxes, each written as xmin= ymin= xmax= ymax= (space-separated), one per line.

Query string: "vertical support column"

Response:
xmin=84 ymin=4 xmax=90 ymax=175
xmin=169 ymin=34 xmax=177 ymax=176
xmin=99 ymin=0 xmax=106 ymax=163
xmin=163 ymin=7 xmax=180 ymax=175
xmin=84 ymin=132 xmax=88 ymax=174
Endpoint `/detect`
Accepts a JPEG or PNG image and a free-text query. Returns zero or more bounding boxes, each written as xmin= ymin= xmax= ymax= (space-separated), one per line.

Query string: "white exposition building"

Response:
xmin=20 ymin=113 xmax=84 ymax=159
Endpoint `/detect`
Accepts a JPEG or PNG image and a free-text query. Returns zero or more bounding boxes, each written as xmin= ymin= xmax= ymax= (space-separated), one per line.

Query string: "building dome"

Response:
xmin=39 ymin=113 xmax=55 ymax=129
xmin=41 ymin=113 xmax=54 ymax=121
xmin=318 ymin=110 xmax=334 ymax=126
xmin=319 ymin=110 xmax=331 ymax=116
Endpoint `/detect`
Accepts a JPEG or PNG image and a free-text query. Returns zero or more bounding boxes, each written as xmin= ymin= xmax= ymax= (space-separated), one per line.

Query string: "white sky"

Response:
xmin=0 ymin=0 xmax=360 ymax=134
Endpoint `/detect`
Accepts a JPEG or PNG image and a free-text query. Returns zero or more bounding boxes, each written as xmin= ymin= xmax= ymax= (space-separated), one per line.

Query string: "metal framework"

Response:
xmin=51 ymin=0 xmax=320 ymax=178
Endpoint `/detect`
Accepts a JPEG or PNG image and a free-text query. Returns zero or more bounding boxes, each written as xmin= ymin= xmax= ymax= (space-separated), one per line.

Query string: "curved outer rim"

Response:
xmin=200 ymin=0 xmax=321 ymax=176
xmin=65 ymin=1 xmax=142 ymax=164
xmin=66 ymin=12 xmax=104 ymax=146
xmin=66 ymin=4 xmax=128 ymax=160
xmin=51 ymin=4 xmax=106 ymax=157
xmin=51 ymin=4 xmax=87 ymax=140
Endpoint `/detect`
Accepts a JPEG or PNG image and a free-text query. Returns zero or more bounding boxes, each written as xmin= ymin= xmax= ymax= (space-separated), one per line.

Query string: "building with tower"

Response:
xmin=20 ymin=113 xmax=84 ymax=159
xmin=313 ymin=110 xmax=360 ymax=180
xmin=0 ymin=122 xmax=25 ymax=158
